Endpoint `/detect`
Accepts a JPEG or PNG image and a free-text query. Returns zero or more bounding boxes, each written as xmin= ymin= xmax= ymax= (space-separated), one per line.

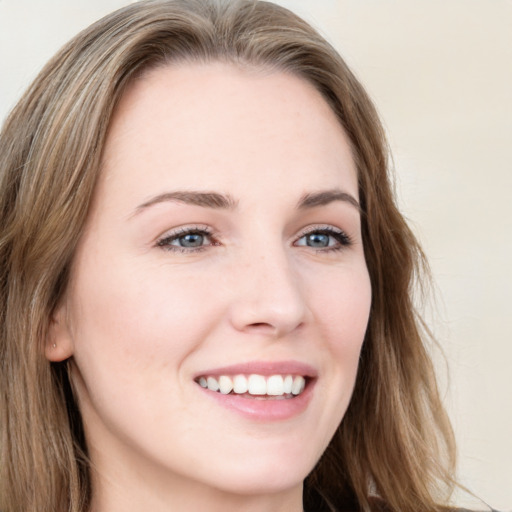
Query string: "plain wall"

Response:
xmin=1 ymin=0 xmax=510 ymax=509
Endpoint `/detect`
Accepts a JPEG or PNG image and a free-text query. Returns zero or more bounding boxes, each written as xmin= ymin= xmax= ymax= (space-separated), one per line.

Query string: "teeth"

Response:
xmin=206 ymin=376 xmax=219 ymax=392
xmin=283 ymin=375 xmax=293 ymax=394
xmin=198 ymin=373 xmax=307 ymax=397
xmin=291 ymin=376 xmax=305 ymax=395
xmin=218 ymin=375 xmax=233 ymax=395
xmin=266 ymin=375 xmax=284 ymax=396
xmin=233 ymin=375 xmax=248 ymax=393
xmin=248 ymin=374 xmax=267 ymax=395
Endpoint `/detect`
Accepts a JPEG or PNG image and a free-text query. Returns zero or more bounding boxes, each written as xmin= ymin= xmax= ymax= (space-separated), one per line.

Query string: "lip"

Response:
xmin=194 ymin=360 xmax=317 ymax=421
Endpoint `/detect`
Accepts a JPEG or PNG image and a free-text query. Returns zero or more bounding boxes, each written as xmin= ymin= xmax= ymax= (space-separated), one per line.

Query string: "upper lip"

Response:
xmin=194 ymin=360 xmax=317 ymax=379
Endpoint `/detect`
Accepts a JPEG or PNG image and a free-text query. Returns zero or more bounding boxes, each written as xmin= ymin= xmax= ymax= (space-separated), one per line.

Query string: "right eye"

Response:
xmin=157 ymin=227 xmax=216 ymax=253
xmin=294 ymin=225 xmax=352 ymax=252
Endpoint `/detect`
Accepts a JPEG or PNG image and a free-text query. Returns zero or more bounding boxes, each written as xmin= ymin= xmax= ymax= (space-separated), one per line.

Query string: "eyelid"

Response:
xmin=154 ymin=223 xmax=352 ymax=253
xmin=293 ymin=224 xmax=352 ymax=249
xmin=156 ymin=224 xmax=217 ymax=251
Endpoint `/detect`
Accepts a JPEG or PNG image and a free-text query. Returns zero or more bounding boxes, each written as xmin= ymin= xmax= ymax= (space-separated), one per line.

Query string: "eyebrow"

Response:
xmin=297 ymin=189 xmax=360 ymax=212
xmin=133 ymin=190 xmax=238 ymax=215
xmin=132 ymin=187 xmax=360 ymax=217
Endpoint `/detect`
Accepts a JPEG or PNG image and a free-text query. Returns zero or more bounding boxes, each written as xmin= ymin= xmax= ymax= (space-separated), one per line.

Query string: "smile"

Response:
xmin=196 ymin=374 xmax=307 ymax=398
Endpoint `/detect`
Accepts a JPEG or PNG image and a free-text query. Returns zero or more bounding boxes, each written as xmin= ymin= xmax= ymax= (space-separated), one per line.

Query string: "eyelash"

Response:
xmin=157 ymin=226 xmax=216 ymax=253
xmin=294 ymin=225 xmax=352 ymax=252
xmin=156 ymin=225 xmax=352 ymax=253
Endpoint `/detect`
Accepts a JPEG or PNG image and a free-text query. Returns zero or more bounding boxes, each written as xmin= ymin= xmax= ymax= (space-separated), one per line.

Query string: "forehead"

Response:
xmin=99 ymin=62 xmax=357 ymax=207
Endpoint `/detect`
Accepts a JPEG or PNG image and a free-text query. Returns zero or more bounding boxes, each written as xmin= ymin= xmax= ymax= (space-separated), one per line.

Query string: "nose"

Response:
xmin=227 ymin=249 xmax=308 ymax=338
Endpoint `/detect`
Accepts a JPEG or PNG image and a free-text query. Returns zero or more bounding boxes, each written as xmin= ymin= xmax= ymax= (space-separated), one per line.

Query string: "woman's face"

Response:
xmin=50 ymin=63 xmax=371 ymax=504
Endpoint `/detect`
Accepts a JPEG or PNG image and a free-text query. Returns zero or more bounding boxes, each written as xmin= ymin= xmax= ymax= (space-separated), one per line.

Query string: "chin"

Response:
xmin=188 ymin=442 xmax=319 ymax=496
xmin=207 ymin=468 xmax=307 ymax=496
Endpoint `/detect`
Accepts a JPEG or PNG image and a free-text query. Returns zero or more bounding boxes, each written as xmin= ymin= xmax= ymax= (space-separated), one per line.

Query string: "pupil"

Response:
xmin=180 ymin=233 xmax=204 ymax=247
xmin=307 ymin=233 xmax=329 ymax=247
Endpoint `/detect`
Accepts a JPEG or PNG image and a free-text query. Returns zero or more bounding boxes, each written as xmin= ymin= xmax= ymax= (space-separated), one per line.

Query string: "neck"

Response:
xmin=90 ymin=473 xmax=304 ymax=512
xmin=87 ymin=444 xmax=304 ymax=512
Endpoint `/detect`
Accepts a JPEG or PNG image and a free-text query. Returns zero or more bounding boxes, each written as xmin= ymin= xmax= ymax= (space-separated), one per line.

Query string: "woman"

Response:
xmin=0 ymin=0 xmax=478 ymax=511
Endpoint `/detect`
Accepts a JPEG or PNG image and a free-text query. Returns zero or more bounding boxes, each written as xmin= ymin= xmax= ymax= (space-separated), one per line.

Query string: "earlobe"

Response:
xmin=45 ymin=305 xmax=74 ymax=362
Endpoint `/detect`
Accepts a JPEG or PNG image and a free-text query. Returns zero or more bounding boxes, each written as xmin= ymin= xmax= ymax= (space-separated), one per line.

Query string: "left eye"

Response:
xmin=157 ymin=229 xmax=213 ymax=250
xmin=295 ymin=229 xmax=350 ymax=249
xmin=173 ymin=232 xmax=206 ymax=248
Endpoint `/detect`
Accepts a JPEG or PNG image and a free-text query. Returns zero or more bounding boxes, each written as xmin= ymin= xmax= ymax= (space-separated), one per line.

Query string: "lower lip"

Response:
xmin=198 ymin=380 xmax=315 ymax=421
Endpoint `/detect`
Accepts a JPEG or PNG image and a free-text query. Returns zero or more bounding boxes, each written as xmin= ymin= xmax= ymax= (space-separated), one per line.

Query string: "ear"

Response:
xmin=45 ymin=302 xmax=74 ymax=362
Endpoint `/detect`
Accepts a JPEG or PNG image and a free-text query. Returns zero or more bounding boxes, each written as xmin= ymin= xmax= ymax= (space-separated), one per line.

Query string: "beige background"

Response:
xmin=1 ymin=0 xmax=510 ymax=509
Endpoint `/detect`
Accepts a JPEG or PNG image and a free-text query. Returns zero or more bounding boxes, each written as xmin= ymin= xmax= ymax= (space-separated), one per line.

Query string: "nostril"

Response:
xmin=243 ymin=320 xmax=305 ymax=338
xmin=245 ymin=322 xmax=278 ymax=334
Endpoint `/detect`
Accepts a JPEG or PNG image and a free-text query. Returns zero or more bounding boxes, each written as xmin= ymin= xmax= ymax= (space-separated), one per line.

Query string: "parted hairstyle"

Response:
xmin=0 ymin=1 xmax=457 ymax=511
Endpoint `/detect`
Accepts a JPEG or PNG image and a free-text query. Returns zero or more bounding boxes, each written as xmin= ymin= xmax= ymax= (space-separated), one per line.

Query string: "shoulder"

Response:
xmin=304 ymin=496 xmax=392 ymax=512
xmin=456 ymin=510 xmax=501 ymax=512
xmin=456 ymin=509 xmax=501 ymax=512
xmin=304 ymin=495 xmax=501 ymax=512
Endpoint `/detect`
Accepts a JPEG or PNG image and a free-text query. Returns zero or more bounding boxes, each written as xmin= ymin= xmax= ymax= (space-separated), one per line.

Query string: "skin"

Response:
xmin=47 ymin=62 xmax=372 ymax=512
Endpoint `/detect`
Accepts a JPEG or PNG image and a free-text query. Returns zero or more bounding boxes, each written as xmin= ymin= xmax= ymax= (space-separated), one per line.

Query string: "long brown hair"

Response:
xmin=0 ymin=1 xmax=456 ymax=510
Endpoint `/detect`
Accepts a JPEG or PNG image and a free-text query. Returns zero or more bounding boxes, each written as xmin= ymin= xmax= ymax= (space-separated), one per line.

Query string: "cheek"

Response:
xmin=66 ymin=258 xmax=227 ymax=452
xmin=67 ymin=257 xmax=222 ymax=389
xmin=294 ymin=265 xmax=371 ymax=458
xmin=310 ymin=264 xmax=372 ymax=345
xmin=307 ymin=264 xmax=371 ymax=401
